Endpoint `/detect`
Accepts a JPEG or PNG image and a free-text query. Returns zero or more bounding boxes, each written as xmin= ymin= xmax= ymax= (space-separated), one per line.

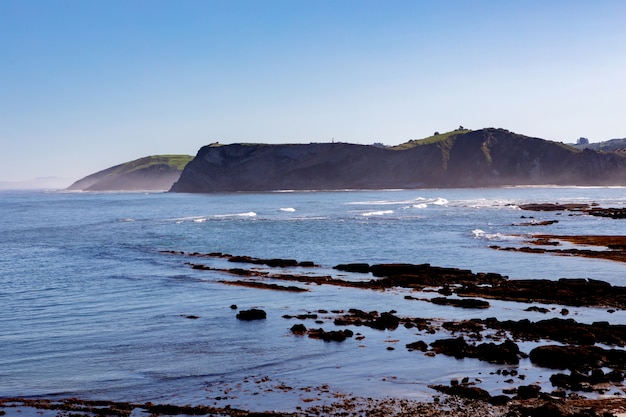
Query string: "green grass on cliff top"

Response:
xmin=116 ymin=154 xmax=193 ymax=174
xmin=390 ymin=129 xmax=472 ymax=150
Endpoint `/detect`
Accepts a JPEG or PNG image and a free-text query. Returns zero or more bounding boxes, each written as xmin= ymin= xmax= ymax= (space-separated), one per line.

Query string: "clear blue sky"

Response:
xmin=2 ymin=0 xmax=625 ymax=183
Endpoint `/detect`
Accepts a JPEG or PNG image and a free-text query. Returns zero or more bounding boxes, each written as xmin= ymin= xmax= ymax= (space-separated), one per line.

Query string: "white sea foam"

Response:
xmin=472 ymin=229 xmax=505 ymax=240
xmin=214 ymin=212 xmax=257 ymax=218
xmin=280 ymin=207 xmax=296 ymax=212
xmin=412 ymin=203 xmax=428 ymax=209
xmin=171 ymin=215 xmax=206 ymax=223
xmin=347 ymin=196 xmax=449 ymax=206
xmin=361 ymin=210 xmax=394 ymax=216
xmin=472 ymin=229 xmax=521 ymax=241
xmin=174 ymin=212 xmax=258 ymax=222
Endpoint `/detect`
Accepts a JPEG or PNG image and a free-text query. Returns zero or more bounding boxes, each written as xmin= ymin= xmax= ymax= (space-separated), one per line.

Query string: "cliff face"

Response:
xmin=68 ymin=155 xmax=193 ymax=191
xmin=170 ymin=129 xmax=626 ymax=193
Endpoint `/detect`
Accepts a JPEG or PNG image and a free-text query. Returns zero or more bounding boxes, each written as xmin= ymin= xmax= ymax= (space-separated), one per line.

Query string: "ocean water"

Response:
xmin=1 ymin=187 xmax=626 ymax=411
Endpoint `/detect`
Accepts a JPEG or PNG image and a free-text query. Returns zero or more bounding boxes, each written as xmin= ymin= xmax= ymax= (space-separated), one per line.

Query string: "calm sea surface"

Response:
xmin=1 ymin=187 xmax=626 ymax=410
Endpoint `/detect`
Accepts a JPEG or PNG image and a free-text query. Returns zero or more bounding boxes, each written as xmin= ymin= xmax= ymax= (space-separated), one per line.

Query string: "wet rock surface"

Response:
xmin=429 ymin=337 xmax=522 ymax=364
xmin=165 ymin=249 xmax=626 ymax=308
xmin=431 ymin=297 xmax=491 ymax=309
xmin=481 ymin=317 xmax=626 ymax=346
xmin=6 ymin=394 xmax=626 ymax=417
xmin=153 ymin=249 xmax=626 ymax=414
xmin=529 ymin=345 xmax=626 ymax=371
xmin=519 ymin=203 xmax=626 ymax=220
xmin=456 ymin=278 xmax=626 ymax=309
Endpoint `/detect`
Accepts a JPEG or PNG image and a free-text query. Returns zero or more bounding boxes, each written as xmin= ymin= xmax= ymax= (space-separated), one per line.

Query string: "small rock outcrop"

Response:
xmin=236 ymin=308 xmax=267 ymax=321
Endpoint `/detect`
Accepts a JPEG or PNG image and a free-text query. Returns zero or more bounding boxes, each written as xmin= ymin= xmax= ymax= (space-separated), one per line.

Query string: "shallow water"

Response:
xmin=1 ymin=187 xmax=626 ymax=411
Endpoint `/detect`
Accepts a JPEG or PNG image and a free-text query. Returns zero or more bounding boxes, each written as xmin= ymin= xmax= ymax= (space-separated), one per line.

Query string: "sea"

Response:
xmin=1 ymin=187 xmax=626 ymax=412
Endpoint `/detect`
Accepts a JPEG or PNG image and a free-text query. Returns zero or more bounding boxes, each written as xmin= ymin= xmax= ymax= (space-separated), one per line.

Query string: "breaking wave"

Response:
xmin=174 ymin=212 xmax=258 ymax=223
xmin=472 ymin=229 xmax=521 ymax=242
xmin=214 ymin=212 xmax=257 ymax=218
xmin=361 ymin=210 xmax=394 ymax=217
xmin=347 ymin=197 xmax=449 ymax=207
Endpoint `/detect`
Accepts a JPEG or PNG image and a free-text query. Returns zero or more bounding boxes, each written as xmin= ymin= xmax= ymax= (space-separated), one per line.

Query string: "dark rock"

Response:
xmin=296 ymin=313 xmax=318 ymax=320
xmin=458 ymin=277 xmax=626 ymax=310
xmin=510 ymin=402 xmax=568 ymax=417
xmin=370 ymin=311 xmax=400 ymax=330
xmin=333 ymin=263 xmax=370 ymax=273
xmin=516 ymin=384 xmax=541 ymax=399
xmin=430 ymin=384 xmax=491 ymax=401
xmin=442 ymin=320 xmax=484 ymax=335
xmin=221 ymin=280 xmax=308 ymax=292
xmin=525 ymin=306 xmax=550 ymax=313
xmin=430 ymin=337 xmax=468 ymax=359
xmin=530 ymin=344 xmax=626 ymax=371
xmin=236 ymin=308 xmax=267 ymax=321
xmin=430 ymin=337 xmax=521 ymax=364
xmin=515 ymin=220 xmax=559 ymax=226
xmin=482 ymin=317 xmax=626 ymax=347
xmin=431 ymin=297 xmax=490 ymax=309
xmin=518 ymin=203 xmax=590 ymax=212
xmin=307 ymin=328 xmax=353 ymax=342
xmin=265 ymin=258 xmax=299 ymax=268
xmin=290 ymin=324 xmax=307 ymax=335
xmin=438 ymin=285 xmax=453 ymax=296
xmin=228 ymin=256 xmax=299 ymax=268
xmin=474 ymin=339 xmax=521 ymax=365
xmin=550 ymin=369 xmax=625 ymax=392
xmin=489 ymin=395 xmax=511 ymax=406
xmin=406 ymin=340 xmax=429 ymax=352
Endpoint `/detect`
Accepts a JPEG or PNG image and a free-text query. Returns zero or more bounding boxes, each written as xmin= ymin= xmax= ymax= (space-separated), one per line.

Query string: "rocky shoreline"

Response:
xmin=3 ymin=395 xmax=626 ymax=417
xmin=132 ymin=241 xmax=626 ymax=416
xmin=6 ymin=206 xmax=626 ymax=417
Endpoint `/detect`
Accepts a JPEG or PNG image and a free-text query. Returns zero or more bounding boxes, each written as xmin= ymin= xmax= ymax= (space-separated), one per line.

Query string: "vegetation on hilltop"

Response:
xmin=67 ymin=154 xmax=193 ymax=191
xmin=116 ymin=155 xmax=194 ymax=174
xmin=391 ymin=128 xmax=472 ymax=150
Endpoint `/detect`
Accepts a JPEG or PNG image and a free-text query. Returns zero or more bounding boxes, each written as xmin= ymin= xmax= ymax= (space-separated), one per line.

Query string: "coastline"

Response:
xmin=3 ymin=394 xmax=626 ymax=416
xmin=4 ymin=192 xmax=626 ymax=416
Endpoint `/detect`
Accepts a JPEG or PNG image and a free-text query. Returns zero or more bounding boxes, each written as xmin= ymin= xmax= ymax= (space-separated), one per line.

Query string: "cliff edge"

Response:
xmin=170 ymin=128 xmax=626 ymax=193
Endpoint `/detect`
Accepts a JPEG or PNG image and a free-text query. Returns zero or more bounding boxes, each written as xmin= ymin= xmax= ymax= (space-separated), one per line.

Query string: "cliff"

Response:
xmin=68 ymin=155 xmax=193 ymax=191
xmin=170 ymin=128 xmax=626 ymax=193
